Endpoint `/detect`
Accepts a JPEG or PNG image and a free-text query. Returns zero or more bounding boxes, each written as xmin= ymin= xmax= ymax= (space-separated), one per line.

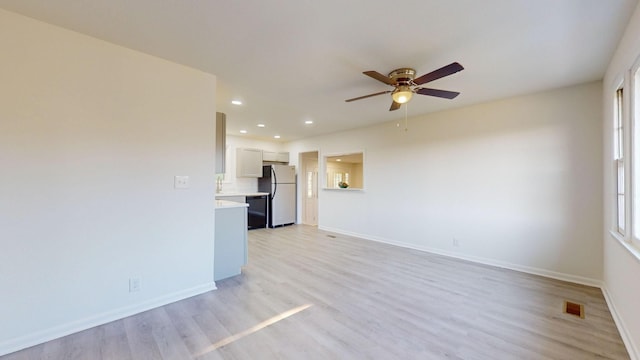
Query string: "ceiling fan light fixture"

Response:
xmin=392 ymin=86 xmax=413 ymax=104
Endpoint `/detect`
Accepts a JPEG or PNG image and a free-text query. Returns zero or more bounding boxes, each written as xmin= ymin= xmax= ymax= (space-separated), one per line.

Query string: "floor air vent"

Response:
xmin=563 ymin=301 xmax=584 ymax=319
xmin=326 ymin=235 xmax=336 ymax=238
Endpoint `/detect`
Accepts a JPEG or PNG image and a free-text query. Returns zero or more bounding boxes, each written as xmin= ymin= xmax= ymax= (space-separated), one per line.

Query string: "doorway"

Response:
xmin=300 ymin=151 xmax=319 ymax=226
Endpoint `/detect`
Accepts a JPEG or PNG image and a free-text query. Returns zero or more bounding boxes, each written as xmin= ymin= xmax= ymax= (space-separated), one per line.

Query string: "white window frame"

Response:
xmin=614 ymin=84 xmax=626 ymax=236
xmin=631 ymin=58 xmax=640 ymax=248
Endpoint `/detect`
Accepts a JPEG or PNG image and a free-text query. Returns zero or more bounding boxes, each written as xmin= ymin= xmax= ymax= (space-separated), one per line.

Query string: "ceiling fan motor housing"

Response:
xmin=388 ymin=68 xmax=416 ymax=85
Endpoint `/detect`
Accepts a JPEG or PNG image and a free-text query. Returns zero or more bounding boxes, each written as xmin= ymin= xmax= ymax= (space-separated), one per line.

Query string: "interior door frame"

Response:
xmin=299 ymin=150 xmax=319 ymax=226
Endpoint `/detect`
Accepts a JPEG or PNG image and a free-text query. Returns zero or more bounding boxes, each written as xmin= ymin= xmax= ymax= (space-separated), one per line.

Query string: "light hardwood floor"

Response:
xmin=2 ymin=225 xmax=630 ymax=359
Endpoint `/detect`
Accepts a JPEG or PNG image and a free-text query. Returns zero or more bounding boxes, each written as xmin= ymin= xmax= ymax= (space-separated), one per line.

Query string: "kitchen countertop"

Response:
xmin=215 ymin=192 xmax=269 ymax=198
xmin=215 ymin=199 xmax=250 ymax=209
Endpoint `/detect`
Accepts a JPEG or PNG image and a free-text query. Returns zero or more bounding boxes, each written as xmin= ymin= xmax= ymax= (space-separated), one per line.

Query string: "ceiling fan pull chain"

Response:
xmin=404 ymin=103 xmax=409 ymax=132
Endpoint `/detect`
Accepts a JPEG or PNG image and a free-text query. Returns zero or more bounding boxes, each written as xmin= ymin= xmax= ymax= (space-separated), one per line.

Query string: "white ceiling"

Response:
xmin=1 ymin=0 xmax=637 ymax=141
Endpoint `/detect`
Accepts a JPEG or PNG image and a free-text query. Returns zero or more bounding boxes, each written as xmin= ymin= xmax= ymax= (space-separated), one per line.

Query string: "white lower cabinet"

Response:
xmin=214 ymin=205 xmax=248 ymax=281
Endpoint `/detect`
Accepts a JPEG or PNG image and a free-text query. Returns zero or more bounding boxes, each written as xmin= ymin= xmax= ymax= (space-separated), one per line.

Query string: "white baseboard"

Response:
xmin=602 ymin=286 xmax=639 ymax=360
xmin=0 ymin=282 xmax=217 ymax=357
xmin=318 ymin=226 xmax=602 ymax=288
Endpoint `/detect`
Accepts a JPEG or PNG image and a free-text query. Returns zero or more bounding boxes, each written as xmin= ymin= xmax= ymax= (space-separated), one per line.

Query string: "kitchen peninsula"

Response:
xmin=214 ymin=200 xmax=248 ymax=281
xmin=216 ymin=192 xmax=269 ymax=229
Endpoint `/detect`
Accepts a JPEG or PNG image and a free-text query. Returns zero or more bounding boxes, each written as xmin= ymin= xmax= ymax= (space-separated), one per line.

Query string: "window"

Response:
xmin=611 ymin=56 xmax=640 ymax=252
xmin=306 ymin=171 xmax=314 ymax=198
xmin=614 ymin=87 xmax=625 ymax=235
xmin=624 ymin=60 xmax=640 ymax=248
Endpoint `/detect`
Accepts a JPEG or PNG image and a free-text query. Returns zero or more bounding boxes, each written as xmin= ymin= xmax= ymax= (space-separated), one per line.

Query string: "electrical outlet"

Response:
xmin=129 ymin=278 xmax=141 ymax=292
xmin=174 ymin=175 xmax=190 ymax=189
xmin=453 ymin=238 xmax=460 ymax=247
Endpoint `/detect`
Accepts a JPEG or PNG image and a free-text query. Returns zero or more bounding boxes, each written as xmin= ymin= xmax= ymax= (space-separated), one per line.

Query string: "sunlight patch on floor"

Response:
xmin=197 ymin=303 xmax=313 ymax=356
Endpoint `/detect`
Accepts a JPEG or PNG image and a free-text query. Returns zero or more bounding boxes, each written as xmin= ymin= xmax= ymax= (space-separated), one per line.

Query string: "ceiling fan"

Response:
xmin=345 ymin=62 xmax=464 ymax=111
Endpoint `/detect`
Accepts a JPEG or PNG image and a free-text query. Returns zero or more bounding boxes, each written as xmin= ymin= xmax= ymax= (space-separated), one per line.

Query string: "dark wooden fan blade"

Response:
xmin=345 ymin=90 xmax=391 ymax=102
xmin=363 ymin=71 xmax=396 ymax=85
xmin=389 ymin=101 xmax=401 ymax=111
xmin=415 ymin=87 xmax=460 ymax=99
xmin=413 ymin=62 xmax=464 ymax=85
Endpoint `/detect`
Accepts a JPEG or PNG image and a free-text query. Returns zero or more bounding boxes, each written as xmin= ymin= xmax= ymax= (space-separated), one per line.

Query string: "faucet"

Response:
xmin=216 ymin=176 xmax=223 ymax=193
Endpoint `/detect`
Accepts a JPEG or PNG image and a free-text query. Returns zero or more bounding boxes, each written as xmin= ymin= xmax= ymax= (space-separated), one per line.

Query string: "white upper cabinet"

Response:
xmin=215 ymin=112 xmax=226 ymax=174
xmin=236 ymin=148 xmax=263 ymax=177
xmin=263 ymin=151 xmax=289 ymax=163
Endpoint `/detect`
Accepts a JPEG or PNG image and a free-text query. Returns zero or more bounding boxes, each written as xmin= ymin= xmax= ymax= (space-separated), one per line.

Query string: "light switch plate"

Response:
xmin=174 ymin=175 xmax=190 ymax=189
xmin=129 ymin=278 xmax=141 ymax=292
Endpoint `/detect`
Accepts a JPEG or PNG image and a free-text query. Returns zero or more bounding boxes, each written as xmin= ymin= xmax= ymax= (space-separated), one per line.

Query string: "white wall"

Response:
xmin=0 ymin=10 xmax=217 ymax=355
xmin=221 ymin=134 xmax=285 ymax=193
xmin=603 ymin=2 xmax=640 ymax=358
xmin=288 ymin=81 xmax=603 ymax=285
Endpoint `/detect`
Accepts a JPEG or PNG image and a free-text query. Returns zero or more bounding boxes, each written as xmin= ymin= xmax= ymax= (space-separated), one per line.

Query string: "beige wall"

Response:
xmin=288 ymin=81 xmax=604 ymax=286
xmin=0 ymin=9 xmax=216 ymax=355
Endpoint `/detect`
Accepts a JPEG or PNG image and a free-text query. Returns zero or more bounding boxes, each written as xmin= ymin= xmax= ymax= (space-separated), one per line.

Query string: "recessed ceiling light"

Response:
xmin=240 ymin=130 xmax=247 ymax=134
xmin=305 ymin=120 xmax=313 ymax=124
xmin=274 ymin=135 xmax=281 ymax=139
xmin=336 ymin=159 xmax=342 ymax=162
xmin=231 ymin=100 xmax=242 ymax=105
xmin=257 ymin=124 xmax=265 ymax=128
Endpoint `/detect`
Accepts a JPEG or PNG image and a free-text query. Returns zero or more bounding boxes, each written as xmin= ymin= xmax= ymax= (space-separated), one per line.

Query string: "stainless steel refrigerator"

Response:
xmin=258 ymin=164 xmax=296 ymax=227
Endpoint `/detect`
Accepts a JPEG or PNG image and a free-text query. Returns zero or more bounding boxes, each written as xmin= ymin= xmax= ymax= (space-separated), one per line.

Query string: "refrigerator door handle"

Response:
xmin=271 ymin=167 xmax=277 ymax=200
